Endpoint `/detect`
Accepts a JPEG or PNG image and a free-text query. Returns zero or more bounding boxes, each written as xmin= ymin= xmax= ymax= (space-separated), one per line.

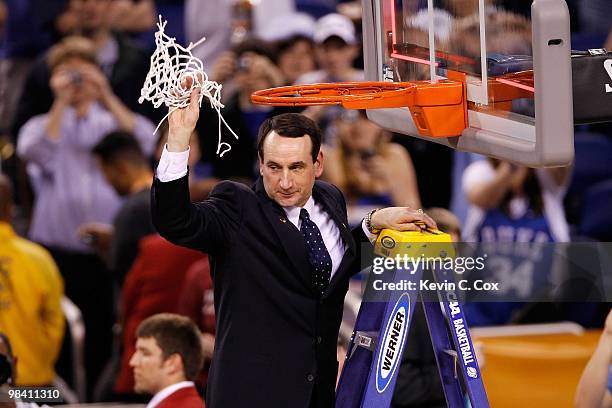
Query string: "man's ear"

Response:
xmin=117 ymin=159 xmax=131 ymax=175
xmin=163 ymin=353 xmax=184 ymax=377
xmin=314 ymin=150 xmax=324 ymax=178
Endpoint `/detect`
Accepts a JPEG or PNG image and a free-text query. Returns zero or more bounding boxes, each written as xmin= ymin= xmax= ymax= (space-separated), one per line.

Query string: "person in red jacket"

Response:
xmin=130 ymin=313 xmax=205 ymax=408
xmin=114 ymin=234 xmax=206 ymax=396
xmin=177 ymin=259 xmax=215 ymax=389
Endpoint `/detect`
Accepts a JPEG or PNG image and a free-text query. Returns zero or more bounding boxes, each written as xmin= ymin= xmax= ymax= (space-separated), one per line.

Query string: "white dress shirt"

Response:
xmin=156 ymin=147 xmax=375 ymax=279
xmin=146 ymin=381 xmax=195 ymax=408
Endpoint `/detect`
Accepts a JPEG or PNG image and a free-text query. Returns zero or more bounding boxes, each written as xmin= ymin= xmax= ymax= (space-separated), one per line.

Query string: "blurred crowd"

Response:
xmin=0 ymin=0 xmax=610 ymax=406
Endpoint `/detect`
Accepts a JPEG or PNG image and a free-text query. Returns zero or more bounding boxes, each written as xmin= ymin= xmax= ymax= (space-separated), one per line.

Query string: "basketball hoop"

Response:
xmin=251 ymin=82 xmax=416 ymax=109
xmin=251 ymin=80 xmax=468 ymax=138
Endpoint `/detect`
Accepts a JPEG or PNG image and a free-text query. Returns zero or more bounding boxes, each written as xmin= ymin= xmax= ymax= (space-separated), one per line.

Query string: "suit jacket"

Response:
xmin=155 ymin=385 xmax=205 ymax=408
xmin=151 ymin=175 xmax=368 ymax=408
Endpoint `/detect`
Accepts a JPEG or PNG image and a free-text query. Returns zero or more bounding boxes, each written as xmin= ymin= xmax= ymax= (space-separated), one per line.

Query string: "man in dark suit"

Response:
xmin=151 ymin=89 xmax=436 ymax=408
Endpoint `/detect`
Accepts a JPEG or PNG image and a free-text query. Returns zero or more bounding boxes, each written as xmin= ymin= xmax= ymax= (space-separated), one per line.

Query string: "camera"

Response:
xmin=359 ymin=149 xmax=377 ymax=161
xmin=68 ymin=70 xmax=83 ymax=86
xmin=80 ymin=232 xmax=98 ymax=246
xmin=237 ymin=56 xmax=250 ymax=72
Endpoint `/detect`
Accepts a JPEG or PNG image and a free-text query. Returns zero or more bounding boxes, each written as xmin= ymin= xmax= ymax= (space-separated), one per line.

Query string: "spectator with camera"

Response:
xmin=12 ymin=0 xmax=156 ymax=138
xmin=129 ymin=314 xmax=205 ymax=408
xmin=463 ymin=159 xmax=570 ymax=243
xmin=0 ymin=175 xmax=64 ymax=388
xmin=16 ymin=36 xmax=155 ymax=397
xmin=322 ymin=109 xmax=421 ymax=223
xmin=461 ymin=158 xmax=570 ymax=325
xmin=17 ymin=36 xmax=156 ymax=256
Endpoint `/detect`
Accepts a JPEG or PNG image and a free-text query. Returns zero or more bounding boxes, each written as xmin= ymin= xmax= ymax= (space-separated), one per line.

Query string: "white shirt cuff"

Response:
xmin=156 ymin=145 xmax=190 ymax=182
xmin=361 ymin=219 xmax=378 ymax=244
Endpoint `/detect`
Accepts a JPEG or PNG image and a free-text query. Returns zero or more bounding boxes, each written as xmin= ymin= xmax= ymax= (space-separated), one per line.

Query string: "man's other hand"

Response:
xmin=50 ymin=68 xmax=76 ymax=103
xmin=371 ymin=207 xmax=437 ymax=232
xmin=210 ymin=51 xmax=237 ymax=84
xmin=78 ymin=222 xmax=114 ymax=254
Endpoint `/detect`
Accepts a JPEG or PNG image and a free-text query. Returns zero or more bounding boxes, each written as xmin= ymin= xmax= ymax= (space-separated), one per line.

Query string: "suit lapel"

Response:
xmin=312 ymin=184 xmax=355 ymax=254
xmin=253 ymin=179 xmax=358 ymax=298
xmin=254 ymin=179 xmax=316 ymax=294
xmin=311 ymin=182 xmax=357 ymax=297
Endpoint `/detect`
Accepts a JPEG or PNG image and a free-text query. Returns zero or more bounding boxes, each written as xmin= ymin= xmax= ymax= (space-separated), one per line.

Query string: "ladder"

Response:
xmin=336 ymin=229 xmax=489 ymax=408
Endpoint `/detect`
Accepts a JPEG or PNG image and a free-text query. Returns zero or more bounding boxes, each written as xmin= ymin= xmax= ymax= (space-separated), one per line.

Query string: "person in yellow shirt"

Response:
xmin=0 ymin=174 xmax=64 ymax=386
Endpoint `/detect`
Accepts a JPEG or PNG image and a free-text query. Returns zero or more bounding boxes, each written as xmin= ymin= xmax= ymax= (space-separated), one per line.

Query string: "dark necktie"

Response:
xmin=300 ymin=208 xmax=332 ymax=296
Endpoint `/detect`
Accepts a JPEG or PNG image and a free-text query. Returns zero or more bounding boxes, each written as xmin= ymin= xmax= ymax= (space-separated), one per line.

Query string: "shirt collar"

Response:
xmin=146 ymin=381 xmax=195 ymax=408
xmin=283 ymin=196 xmax=315 ymax=228
xmin=64 ymin=101 xmax=104 ymax=121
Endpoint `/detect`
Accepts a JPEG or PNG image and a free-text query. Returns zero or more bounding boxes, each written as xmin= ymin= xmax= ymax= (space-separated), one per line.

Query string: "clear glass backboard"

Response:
xmin=362 ymin=0 xmax=574 ymax=167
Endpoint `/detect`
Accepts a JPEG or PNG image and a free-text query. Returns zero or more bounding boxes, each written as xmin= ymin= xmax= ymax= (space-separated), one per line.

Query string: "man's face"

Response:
xmin=337 ymin=113 xmax=382 ymax=153
xmin=98 ymin=160 xmax=131 ymax=197
xmin=259 ymin=132 xmax=323 ymax=208
xmin=278 ymin=40 xmax=316 ymax=85
xmin=54 ymin=58 xmax=100 ymax=106
xmin=317 ymin=37 xmax=357 ymax=76
xmin=69 ymin=0 xmax=111 ymax=33
xmin=129 ymin=337 xmax=167 ymax=395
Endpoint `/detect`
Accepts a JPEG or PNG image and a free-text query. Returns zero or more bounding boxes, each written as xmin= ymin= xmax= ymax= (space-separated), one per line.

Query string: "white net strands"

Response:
xmin=139 ymin=16 xmax=238 ymax=157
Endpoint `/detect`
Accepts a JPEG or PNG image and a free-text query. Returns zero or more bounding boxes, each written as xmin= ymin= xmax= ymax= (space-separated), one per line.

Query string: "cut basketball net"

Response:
xmin=139 ymin=16 xmax=238 ymax=157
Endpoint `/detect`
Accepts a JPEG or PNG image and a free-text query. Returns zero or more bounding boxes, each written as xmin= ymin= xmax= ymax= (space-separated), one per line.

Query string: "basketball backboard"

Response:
xmin=361 ymin=0 xmax=574 ymax=167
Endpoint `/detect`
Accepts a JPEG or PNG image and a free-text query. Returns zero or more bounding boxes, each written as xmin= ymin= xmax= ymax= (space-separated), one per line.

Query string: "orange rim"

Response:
xmin=250 ymin=82 xmax=417 ymax=109
xmin=251 ymin=79 xmax=469 ymax=138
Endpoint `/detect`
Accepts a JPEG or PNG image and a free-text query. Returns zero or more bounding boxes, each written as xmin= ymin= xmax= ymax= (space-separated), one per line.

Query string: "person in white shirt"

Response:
xmin=461 ymin=158 xmax=571 ymax=326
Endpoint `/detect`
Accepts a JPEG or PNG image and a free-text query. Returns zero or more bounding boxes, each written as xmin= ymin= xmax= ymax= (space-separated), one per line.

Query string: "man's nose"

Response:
xmin=279 ymin=170 xmax=293 ymax=189
xmin=129 ymin=353 xmax=138 ymax=367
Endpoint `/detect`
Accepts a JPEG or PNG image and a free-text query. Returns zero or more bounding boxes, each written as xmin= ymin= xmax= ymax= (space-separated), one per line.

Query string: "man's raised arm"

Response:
xmin=152 ymin=87 xmax=242 ymax=254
